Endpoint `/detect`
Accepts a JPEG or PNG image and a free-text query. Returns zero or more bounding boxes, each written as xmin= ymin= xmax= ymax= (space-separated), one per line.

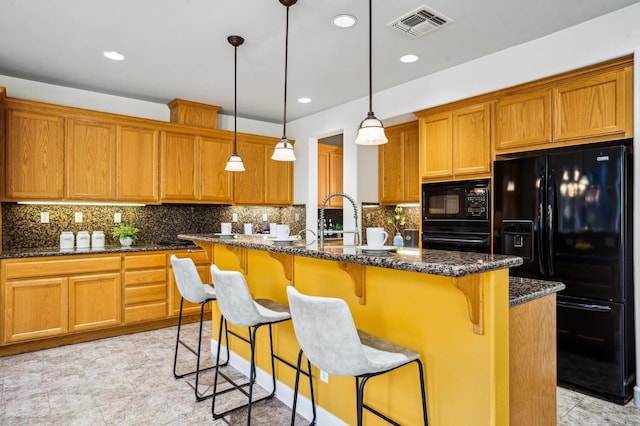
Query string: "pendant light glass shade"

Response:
xmin=273 ymin=0 xmax=297 ymax=162
xmin=225 ymin=35 xmax=245 ymax=172
xmin=355 ymin=112 xmax=388 ymax=145
xmin=271 ymin=137 xmax=296 ymax=161
xmin=356 ymin=0 xmax=387 ymax=145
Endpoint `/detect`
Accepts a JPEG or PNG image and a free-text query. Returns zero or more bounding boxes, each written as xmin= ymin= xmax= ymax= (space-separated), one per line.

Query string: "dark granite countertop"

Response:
xmin=179 ymin=233 xmax=523 ymax=278
xmin=509 ymin=276 xmax=565 ymax=307
xmin=0 ymin=243 xmax=201 ymax=259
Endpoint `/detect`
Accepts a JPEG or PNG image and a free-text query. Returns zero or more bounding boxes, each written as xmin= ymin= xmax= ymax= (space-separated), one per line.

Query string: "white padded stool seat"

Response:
xmin=287 ymin=285 xmax=428 ymax=425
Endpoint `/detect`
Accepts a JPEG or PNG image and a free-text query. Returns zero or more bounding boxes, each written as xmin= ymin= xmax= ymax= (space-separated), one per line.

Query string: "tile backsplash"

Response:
xmin=2 ymin=203 xmax=306 ymax=250
xmin=361 ymin=205 xmax=420 ymax=244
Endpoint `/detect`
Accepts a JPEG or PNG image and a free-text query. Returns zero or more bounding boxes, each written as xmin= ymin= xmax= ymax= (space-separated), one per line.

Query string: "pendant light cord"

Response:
xmin=233 ymin=42 xmax=238 ymax=155
xmin=368 ymin=0 xmax=373 ymax=115
xmin=282 ymin=5 xmax=290 ymax=139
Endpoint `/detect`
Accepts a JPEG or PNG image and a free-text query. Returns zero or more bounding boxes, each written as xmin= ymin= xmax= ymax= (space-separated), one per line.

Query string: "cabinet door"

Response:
xmin=5 ymin=109 xmax=64 ymax=200
xmin=453 ymin=103 xmax=491 ymax=176
xmin=402 ymin=125 xmax=420 ymax=202
xmin=327 ymin=149 xmax=343 ymax=207
xmin=553 ymin=68 xmax=630 ymax=142
xmin=200 ymin=136 xmax=233 ymax=203
xmin=3 ymin=277 xmax=68 ymax=343
xmin=420 ymin=112 xmax=453 ymax=178
xmin=233 ymin=140 xmax=265 ymax=205
xmin=496 ymin=89 xmax=552 ymax=151
xmin=117 ymin=125 xmax=159 ymax=203
xmin=68 ymin=273 xmax=121 ymax=332
xmin=379 ymin=126 xmax=407 ymax=204
xmin=66 ymin=118 xmax=117 ymax=200
xmin=161 ymin=131 xmax=198 ymax=201
xmin=317 ymin=147 xmax=330 ymax=207
xmin=266 ymin=158 xmax=293 ymax=205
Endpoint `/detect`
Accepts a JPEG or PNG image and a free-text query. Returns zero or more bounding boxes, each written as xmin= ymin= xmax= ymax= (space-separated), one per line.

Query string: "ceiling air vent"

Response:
xmin=387 ymin=6 xmax=452 ymax=38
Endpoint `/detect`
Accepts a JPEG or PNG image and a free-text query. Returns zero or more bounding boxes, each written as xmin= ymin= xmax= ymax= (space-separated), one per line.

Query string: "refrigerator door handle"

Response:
xmin=547 ymin=169 xmax=555 ymax=276
xmin=537 ymin=171 xmax=546 ymax=275
xmin=557 ymin=300 xmax=612 ymax=312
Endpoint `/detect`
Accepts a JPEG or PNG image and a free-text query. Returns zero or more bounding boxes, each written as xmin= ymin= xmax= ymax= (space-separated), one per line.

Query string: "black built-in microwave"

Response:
xmin=422 ymin=179 xmax=491 ymax=252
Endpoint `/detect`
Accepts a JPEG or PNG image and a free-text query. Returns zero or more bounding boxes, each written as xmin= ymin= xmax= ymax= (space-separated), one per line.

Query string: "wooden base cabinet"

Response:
xmin=123 ymin=253 xmax=167 ymax=324
xmin=1 ymin=255 xmax=122 ymax=344
xmin=3 ymin=278 xmax=68 ymax=343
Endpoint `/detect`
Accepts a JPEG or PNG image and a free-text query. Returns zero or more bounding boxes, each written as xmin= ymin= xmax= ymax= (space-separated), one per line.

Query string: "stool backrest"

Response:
xmin=170 ymin=255 xmax=214 ymax=304
xmin=210 ymin=264 xmax=263 ymax=327
xmin=286 ymin=286 xmax=371 ymax=377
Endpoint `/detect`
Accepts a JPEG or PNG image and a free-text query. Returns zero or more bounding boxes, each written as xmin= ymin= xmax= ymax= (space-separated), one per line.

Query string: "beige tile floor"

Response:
xmin=1 ymin=321 xmax=640 ymax=425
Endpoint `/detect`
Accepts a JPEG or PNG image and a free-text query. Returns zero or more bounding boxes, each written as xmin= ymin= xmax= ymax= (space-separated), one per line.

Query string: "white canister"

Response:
xmin=91 ymin=231 xmax=105 ymax=249
xmin=60 ymin=231 xmax=74 ymax=250
xmin=76 ymin=231 xmax=90 ymax=249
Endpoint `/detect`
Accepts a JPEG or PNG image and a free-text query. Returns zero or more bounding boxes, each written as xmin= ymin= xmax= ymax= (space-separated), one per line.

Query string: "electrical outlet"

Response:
xmin=320 ymin=370 xmax=329 ymax=383
xmin=74 ymin=212 xmax=83 ymax=223
xmin=114 ymin=212 xmax=122 ymax=223
xmin=40 ymin=212 xmax=50 ymax=224
xmin=232 ymin=213 xmax=238 ymax=222
xmin=295 ymin=213 xmax=300 ymax=221
xmin=262 ymin=213 xmax=268 ymax=221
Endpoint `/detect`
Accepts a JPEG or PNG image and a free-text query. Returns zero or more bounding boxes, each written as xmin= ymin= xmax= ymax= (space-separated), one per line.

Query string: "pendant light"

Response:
xmin=355 ymin=0 xmax=388 ymax=145
xmin=225 ymin=35 xmax=246 ymax=172
xmin=271 ymin=0 xmax=297 ymax=162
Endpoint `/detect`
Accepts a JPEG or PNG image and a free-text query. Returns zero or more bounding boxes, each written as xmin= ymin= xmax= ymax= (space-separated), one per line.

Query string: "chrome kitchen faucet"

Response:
xmin=319 ymin=192 xmax=360 ymax=250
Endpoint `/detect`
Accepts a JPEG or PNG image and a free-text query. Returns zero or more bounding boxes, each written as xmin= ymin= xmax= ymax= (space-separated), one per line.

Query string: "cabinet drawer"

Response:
xmin=124 ymin=253 xmax=167 ymax=270
xmin=124 ymin=302 xmax=167 ymax=323
xmin=170 ymin=250 xmax=209 ymax=264
xmin=124 ymin=283 xmax=167 ymax=305
xmin=124 ymin=268 xmax=166 ymax=286
xmin=4 ymin=256 xmax=121 ymax=279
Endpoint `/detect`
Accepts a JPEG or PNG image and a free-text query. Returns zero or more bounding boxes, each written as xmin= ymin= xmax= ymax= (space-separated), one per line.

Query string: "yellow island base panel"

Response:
xmin=206 ymin=243 xmax=509 ymax=426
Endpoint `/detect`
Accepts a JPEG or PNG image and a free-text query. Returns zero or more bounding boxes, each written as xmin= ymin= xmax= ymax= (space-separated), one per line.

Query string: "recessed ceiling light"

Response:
xmin=103 ymin=50 xmax=125 ymax=61
xmin=399 ymin=54 xmax=419 ymax=63
xmin=297 ymin=97 xmax=312 ymax=104
xmin=332 ymin=14 xmax=357 ymax=28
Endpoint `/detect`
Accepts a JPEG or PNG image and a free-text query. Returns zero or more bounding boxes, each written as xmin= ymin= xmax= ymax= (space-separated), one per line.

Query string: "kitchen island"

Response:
xmin=180 ymin=233 xmax=564 ymax=425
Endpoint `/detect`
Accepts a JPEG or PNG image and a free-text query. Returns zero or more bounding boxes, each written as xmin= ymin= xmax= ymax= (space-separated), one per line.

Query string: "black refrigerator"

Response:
xmin=493 ymin=143 xmax=635 ymax=404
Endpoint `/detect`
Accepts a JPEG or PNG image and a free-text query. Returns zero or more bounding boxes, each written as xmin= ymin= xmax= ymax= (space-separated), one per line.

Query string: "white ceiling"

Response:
xmin=0 ymin=0 xmax=637 ymax=124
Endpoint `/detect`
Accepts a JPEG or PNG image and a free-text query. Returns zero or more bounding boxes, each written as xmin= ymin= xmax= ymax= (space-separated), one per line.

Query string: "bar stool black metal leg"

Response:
xmin=291 ymin=349 xmax=316 ymax=426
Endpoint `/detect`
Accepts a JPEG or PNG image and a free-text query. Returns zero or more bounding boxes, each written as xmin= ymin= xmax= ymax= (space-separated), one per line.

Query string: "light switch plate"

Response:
xmin=232 ymin=213 xmax=238 ymax=222
xmin=40 ymin=212 xmax=50 ymax=224
xmin=295 ymin=213 xmax=300 ymax=221
xmin=262 ymin=213 xmax=268 ymax=221
xmin=74 ymin=212 xmax=83 ymax=223
xmin=114 ymin=212 xmax=122 ymax=223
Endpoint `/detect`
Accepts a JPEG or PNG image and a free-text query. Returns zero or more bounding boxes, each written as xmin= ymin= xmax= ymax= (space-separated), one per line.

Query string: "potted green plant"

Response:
xmin=387 ymin=206 xmax=406 ymax=247
xmin=111 ymin=224 xmax=139 ymax=247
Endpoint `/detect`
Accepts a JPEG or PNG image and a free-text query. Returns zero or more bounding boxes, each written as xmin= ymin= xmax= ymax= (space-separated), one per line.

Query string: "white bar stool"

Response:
xmin=210 ymin=265 xmax=311 ymax=425
xmin=171 ymin=255 xmax=229 ymax=402
xmin=287 ymin=286 xmax=428 ymax=426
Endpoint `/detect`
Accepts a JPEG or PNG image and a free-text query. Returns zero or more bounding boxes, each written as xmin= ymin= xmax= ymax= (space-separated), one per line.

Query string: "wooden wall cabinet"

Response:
xmin=168 ymin=250 xmax=212 ymax=317
xmin=553 ymin=67 xmax=631 ymax=143
xmin=2 ymin=255 xmax=122 ymax=344
xmin=160 ymin=131 xmax=233 ymax=204
xmin=66 ymin=118 xmax=117 ymax=200
xmin=378 ymin=121 xmax=419 ymax=204
xmin=123 ymin=253 xmax=168 ymax=324
xmin=117 ymin=125 xmax=160 ymax=203
xmin=317 ymin=144 xmax=343 ymax=208
xmin=234 ymin=138 xmax=293 ymax=206
xmin=418 ymin=102 xmax=492 ymax=181
xmin=4 ymin=106 xmax=65 ymax=200
xmin=496 ymin=88 xmax=552 ymax=151
xmin=495 ymin=60 xmax=633 ymax=154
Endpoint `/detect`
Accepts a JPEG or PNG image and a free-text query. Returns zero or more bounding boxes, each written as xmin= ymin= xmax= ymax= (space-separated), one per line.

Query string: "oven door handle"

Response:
xmin=557 ymin=300 xmax=612 ymax=312
xmin=424 ymin=236 xmax=489 ymax=245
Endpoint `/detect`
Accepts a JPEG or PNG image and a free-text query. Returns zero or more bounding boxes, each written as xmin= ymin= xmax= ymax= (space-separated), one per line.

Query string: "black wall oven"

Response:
xmin=422 ymin=179 xmax=491 ymax=252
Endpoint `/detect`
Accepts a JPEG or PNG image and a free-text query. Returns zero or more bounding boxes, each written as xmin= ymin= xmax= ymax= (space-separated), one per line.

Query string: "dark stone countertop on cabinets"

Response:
xmin=0 ymin=243 xmax=201 ymax=259
xmin=509 ymin=276 xmax=566 ymax=307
